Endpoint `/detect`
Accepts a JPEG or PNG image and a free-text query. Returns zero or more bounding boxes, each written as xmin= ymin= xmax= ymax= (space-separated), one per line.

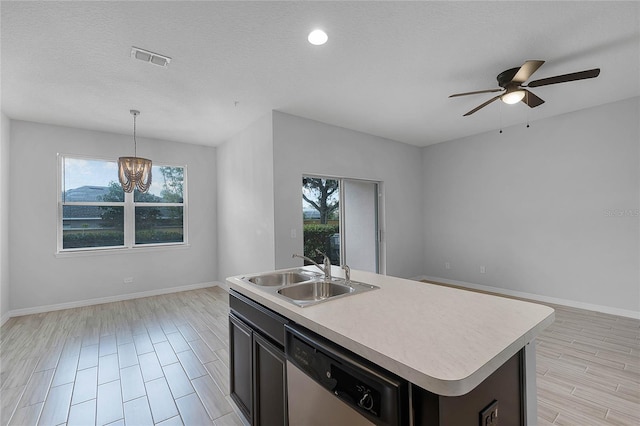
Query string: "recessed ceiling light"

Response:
xmin=131 ymin=46 xmax=171 ymax=67
xmin=308 ymin=29 xmax=328 ymax=46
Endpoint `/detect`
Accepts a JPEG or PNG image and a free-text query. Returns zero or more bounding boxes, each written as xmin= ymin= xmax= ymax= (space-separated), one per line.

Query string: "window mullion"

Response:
xmin=125 ymin=191 xmax=135 ymax=247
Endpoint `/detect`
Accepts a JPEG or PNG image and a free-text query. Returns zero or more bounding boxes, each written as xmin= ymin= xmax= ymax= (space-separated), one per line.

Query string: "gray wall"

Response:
xmin=273 ymin=112 xmax=424 ymax=278
xmin=4 ymin=100 xmax=637 ymax=316
xmin=1 ymin=113 xmax=10 ymax=321
xmin=422 ymin=97 xmax=640 ymax=313
xmin=216 ymin=113 xmax=276 ymax=280
xmin=9 ymin=120 xmax=218 ymax=311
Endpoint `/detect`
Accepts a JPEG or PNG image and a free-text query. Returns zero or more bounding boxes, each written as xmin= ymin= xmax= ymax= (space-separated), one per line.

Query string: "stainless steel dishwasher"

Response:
xmin=285 ymin=324 xmax=408 ymax=426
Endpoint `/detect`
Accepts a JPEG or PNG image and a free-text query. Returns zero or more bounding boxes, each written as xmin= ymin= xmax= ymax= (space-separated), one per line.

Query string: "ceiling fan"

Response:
xmin=449 ymin=60 xmax=600 ymax=116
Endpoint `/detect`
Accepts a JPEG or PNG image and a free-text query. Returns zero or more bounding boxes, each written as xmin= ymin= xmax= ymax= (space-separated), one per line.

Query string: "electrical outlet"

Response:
xmin=123 ymin=277 xmax=134 ymax=284
xmin=445 ymin=262 xmax=451 ymax=270
xmin=480 ymin=265 xmax=486 ymax=274
xmin=480 ymin=400 xmax=499 ymax=426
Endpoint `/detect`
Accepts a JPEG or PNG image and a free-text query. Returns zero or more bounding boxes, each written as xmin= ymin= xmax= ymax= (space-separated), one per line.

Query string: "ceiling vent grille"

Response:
xmin=130 ymin=47 xmax=171 ymax=67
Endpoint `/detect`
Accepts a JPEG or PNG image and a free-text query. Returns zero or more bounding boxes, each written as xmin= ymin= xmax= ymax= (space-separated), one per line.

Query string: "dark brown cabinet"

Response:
xmin=229 ymin=313 xmax=253 ymax=421
xmin=253 ymin=333 xmax=287 ymax=425
xmin=229 ymin=290 xmax=288 ymax=425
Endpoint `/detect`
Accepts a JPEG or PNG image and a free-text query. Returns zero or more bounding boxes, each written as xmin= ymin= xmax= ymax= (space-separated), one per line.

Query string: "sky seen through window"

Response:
xmin=64 ymin=158 xmax=166 ymax=197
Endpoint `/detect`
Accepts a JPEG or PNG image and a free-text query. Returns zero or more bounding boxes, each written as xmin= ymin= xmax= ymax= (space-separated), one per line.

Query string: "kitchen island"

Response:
xmin=227 ymin=266 xmax=554 ymax=425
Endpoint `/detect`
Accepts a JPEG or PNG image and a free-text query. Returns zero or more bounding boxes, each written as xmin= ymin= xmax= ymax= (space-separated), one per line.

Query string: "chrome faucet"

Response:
xmin=292 ymin=251 xmax=332 ymax=281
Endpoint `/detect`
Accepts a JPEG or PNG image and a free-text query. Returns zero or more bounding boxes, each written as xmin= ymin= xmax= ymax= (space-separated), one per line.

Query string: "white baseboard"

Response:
xmin=415 ymin=275 xmax=640 ymax=320
xmin=4 ymin=281 xmax=223 ymax=322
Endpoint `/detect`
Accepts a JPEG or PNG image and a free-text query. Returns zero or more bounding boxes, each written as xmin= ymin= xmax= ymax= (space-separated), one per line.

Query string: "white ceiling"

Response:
xmin=2 ymin=1 xmax=639 ymax=147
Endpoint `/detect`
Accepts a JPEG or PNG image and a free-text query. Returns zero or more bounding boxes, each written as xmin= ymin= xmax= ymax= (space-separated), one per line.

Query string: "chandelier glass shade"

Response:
xmin=118 ymin=110 xmax=152 ymax=193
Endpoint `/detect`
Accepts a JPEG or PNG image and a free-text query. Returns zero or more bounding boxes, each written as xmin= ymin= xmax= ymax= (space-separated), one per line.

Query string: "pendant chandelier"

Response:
xmin=118 ymin=109 xmax=152 ymax=193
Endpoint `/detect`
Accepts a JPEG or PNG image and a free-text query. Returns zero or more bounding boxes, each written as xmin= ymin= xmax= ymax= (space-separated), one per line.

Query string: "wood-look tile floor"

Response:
xmin=536 ymin=303 xmax=640 ymax=425
xmin=1 ymin=287 xmax=245 ymax=426
xmin=1 ymin=285 xmax=639 ymax=425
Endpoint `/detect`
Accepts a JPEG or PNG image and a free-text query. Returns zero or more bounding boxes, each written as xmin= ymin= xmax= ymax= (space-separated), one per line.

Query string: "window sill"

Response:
xmin=55 ymin=243 xmax=191 ymax=258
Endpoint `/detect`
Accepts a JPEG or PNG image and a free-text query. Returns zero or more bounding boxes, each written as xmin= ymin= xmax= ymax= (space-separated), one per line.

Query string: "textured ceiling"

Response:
xmin=2 ymin=1 xmax=639 ymax=147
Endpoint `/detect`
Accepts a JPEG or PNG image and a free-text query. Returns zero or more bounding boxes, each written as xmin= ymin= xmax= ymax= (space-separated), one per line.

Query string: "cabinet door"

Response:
xmin=230 ymin=314 xmax=253 ymax=422
xmin=253 ymin=332 xmax=288 ymax=426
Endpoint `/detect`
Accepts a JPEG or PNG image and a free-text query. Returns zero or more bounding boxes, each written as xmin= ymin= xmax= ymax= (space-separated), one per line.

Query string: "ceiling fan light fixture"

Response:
xmin=451 ymin=61 xmax=599 ymax=116
xmin=501 ymin=89 xmax=525 ymax=105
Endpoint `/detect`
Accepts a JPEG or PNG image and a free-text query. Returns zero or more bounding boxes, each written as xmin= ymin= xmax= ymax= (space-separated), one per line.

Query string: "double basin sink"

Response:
xmin=240 ymin=269 xmax=379 ymax=307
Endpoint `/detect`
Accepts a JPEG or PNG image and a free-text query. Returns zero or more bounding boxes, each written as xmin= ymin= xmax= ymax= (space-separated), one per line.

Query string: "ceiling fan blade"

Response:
xmin=449 ymin=88 xmax=503 ymax=98
xmin=521 ymin=90 xmax=545 ymax=108
xmin=463 ymin=95 xmax=501 ymax=116
xmin=512 ymin=60 xmax=545 ymax=84
xmin=527 ymin=68 xmax=600 ymax=88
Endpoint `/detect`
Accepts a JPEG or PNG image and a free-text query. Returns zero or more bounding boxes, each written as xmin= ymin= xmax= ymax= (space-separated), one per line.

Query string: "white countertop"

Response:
xmin=227 ymin=266 xmax=554 ymax=396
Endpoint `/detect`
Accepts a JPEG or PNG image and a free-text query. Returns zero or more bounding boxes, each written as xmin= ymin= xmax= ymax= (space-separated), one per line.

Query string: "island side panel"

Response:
xmin=412 ymin=349 xmax=524 ymax=425
xmin=524 ymin=341 xmax=537 ymax=426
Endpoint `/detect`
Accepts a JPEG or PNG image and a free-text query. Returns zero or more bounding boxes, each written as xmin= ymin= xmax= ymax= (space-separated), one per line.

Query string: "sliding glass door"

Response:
xmin=302 ymin=176 xmax=381 ymax=273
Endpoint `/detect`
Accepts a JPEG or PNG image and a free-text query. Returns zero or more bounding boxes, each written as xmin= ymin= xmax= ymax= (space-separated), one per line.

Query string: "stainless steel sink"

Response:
xmin=247 ymin=271 xmax=317 ymax=287
xmin=240 ymin=269 xmax=379 ymax=307
xmin=277 ymin=281 xmax=354 ymax=301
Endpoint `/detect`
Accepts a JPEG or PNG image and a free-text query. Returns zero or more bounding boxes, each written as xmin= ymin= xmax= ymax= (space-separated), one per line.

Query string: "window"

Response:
xmin=133 ymin=166 xmax=185 ymax=245
xmin=58 ymin=155 xmax=186 ymax=252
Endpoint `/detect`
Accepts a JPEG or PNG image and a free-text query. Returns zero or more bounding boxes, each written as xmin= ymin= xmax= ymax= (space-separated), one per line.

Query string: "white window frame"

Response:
xmin=57 ymin=153 xmax=189 ymax=255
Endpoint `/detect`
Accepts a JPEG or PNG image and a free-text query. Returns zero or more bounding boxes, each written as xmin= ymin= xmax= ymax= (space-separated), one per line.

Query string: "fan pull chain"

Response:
xmin=526 ymin=91 xmax=530 ymax=129
xmin=499 ymin=102 xmax=503 ymax=134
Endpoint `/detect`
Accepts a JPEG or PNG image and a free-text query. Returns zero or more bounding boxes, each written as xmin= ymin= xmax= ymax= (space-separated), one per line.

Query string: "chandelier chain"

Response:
xmin=133 ymin=111 xmax=137 ymax=157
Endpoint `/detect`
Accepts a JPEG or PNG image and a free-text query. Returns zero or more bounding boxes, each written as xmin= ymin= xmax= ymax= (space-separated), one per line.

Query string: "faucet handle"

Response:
xmin=341 ymin=265 xmax=351 ymax=282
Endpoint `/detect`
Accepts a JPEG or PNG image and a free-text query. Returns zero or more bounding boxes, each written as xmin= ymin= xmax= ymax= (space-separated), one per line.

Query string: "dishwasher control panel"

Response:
xmin=285 ymin=324 xmax=406 ymax=426
xmin=331 ymin=363 xmax=381 ymax=416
